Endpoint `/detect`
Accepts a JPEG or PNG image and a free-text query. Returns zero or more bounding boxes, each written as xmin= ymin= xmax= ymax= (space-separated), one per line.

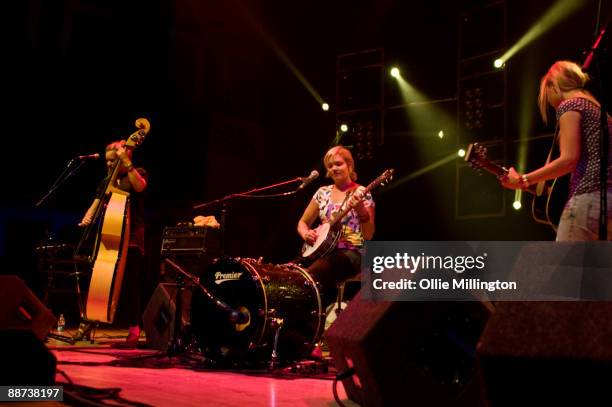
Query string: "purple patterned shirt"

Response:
xmin=556 ymin=97 xmax=612 ymax=199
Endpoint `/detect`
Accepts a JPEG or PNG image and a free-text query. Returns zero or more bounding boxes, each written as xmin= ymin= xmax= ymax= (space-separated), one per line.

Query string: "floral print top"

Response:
xmin=312 ymin=185 xmax=375 ymax=251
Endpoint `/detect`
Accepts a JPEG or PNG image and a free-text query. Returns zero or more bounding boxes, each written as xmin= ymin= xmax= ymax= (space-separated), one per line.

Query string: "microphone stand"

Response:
xmin=583 ymin=16 xmax=610 ymax=240
xmin=193 ymin=176 xmax=307 ymax=256
xmin=35 ymin=159 xmax=86 ymax=208
xmin=35 ymin=157 xmax=93 ymax=345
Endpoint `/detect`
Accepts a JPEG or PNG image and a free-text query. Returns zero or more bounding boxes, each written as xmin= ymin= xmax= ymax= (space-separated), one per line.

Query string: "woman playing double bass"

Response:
xmin=77 ymin=140 xmax=148 ymax=346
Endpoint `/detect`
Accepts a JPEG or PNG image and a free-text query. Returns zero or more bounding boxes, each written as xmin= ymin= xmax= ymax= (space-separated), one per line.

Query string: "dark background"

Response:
xmin=1 ymin=0 xmax=610 ymax=306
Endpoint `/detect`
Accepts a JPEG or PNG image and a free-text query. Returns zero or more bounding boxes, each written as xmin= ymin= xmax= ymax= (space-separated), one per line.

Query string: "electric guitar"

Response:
xmin=464 ymin=143 xmax=567 ymax=231
xmin=300 ymin=169 xmax=394 ymax=266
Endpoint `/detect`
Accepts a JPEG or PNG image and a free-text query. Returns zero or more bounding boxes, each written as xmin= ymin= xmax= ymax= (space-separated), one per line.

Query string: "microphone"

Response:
xmin=76 ymin=153 xmax=101 ymax=160
xmin=298 ymin=170 xmax=319 ymax=190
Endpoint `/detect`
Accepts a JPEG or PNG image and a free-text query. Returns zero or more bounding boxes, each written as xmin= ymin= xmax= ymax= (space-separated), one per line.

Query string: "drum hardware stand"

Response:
xmin=167 ymin=269 xmax=188 ymax=357
xmin=113 ymin=257 xmax=204 ymax=367
xmin=268 ymin=318 xmax=284 ymax=370
xmin=122 ymin=256 xmax=248 ymax=367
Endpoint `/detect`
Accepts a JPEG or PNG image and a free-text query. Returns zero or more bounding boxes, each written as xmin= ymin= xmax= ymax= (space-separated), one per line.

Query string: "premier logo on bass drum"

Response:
xmin=214 ymin=271 xmax=243 ymax=284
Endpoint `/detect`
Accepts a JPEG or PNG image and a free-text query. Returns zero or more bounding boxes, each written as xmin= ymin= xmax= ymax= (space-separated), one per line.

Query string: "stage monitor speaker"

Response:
xmin=142 ymin=283 xmax=192 ymax=351
xmin=0 ymin=276 xmax=57 ymax=385
xmin=326 ymin=291 xmax=491 ymax=407
xmin=0 ymin=275 xmax=56 ymax=341
xmin=477 ymin=301 xmax=612 ymax=406
xmin=0 ymin=330 xmax=57 ymax=385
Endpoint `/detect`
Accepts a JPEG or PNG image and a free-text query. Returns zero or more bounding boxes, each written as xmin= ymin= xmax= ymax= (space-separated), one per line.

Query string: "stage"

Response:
xmin=46 ymin=328 xmax=353 ymax=407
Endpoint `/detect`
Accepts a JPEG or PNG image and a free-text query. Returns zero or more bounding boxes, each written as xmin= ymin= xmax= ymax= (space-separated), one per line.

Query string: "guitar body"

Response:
xmin=300 ymin=223 xmax=342 ymax=266
xmin=465 ymin=143 xmax=567 ymax=232
xmin=86 ymin=189 xmax=130 ymax=323
xmin=298 ymin=169 xmax=394 ymax=266
xmin=531 ymin=176 xmax=568 ymax=231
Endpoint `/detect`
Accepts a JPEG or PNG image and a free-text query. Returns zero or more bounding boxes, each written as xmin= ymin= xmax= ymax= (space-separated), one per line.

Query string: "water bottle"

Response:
xmin=57 ymin=314 xmax=66 ymax=332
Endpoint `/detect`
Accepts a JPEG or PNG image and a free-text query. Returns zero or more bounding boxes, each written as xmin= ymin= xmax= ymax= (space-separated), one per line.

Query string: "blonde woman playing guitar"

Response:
xmin=499 ymin=61 xmax=612 ymax=241
xmin=297 ymin=145 xmax=375 ymax=312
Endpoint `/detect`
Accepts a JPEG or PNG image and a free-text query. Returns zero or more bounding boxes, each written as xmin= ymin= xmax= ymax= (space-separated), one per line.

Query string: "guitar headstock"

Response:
xmin=379 ymin=168 xmax=394 ymax=186
xmin=464 ymin=143 xmax=488 ymax=170
xmin=365 ymin=169 xmax=394 ymax=193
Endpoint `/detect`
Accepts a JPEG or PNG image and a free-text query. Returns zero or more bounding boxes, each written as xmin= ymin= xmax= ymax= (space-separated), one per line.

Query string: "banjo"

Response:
xmin=300 ymin=169 xmax=394 ymax=266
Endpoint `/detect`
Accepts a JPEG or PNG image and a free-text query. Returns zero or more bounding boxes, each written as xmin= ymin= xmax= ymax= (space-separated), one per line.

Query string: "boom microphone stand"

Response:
xmin=112 ymin=255 xmax=248 ymax=367
xmin=193 ymin=172 xmax=318 ymax=256
xmin=582 ymin=15 xmax=610 ymax=240
xmin=36 ymin=157 xmax=95 ymax=345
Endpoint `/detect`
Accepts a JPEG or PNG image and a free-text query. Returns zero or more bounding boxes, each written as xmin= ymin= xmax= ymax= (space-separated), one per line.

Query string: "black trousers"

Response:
xmin=306 ymin=249 xmax=361 ymax=310
xmin=117 ymin=246 xmax=146 ymax=327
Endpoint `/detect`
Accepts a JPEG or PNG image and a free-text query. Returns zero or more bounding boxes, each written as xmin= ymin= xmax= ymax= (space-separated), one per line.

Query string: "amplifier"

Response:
xmin=160 ymin=226 xmax=218 ymax=257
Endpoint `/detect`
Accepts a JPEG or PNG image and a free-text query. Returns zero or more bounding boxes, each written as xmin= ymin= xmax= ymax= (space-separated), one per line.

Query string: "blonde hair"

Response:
xmin=538 ymin=60 xmax=589 ymax=125
xmin=324 ymin=145 xmax=357 ymax=181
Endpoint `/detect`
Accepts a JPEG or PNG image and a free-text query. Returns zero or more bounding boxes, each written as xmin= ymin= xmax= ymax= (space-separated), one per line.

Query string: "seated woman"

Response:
xmin=297 ymin=145 xmax=375 ymax=310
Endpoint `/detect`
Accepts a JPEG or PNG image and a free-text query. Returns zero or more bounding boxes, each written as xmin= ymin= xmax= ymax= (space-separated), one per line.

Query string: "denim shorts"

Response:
xmin=556 ymin=191 xmax=612 ymax=241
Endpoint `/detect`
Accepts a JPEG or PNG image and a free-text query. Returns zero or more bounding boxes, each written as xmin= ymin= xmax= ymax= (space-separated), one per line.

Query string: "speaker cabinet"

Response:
xmin=0 ymin=330 xmax=57 ymax=385
xmin=477 ymin=301 xmax=612 ymax=406
xmin=0 ymin=275 xmax=56 ymax=341
xmin=142 ymin=283 xmax=192 ymax=350
xmin=326 ymin=291 xmax=491 ymax=407
xmin=0 ymin=276 xmax=57 ymax=385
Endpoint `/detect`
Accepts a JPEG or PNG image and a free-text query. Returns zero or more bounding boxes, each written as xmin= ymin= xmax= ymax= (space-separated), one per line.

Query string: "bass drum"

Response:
xmin=190 ymin=257 xmax=323 ymax=363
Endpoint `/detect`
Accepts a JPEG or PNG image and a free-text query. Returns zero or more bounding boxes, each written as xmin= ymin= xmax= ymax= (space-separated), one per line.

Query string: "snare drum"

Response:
xmin=190 ymin=257 xmax=323 ymax=363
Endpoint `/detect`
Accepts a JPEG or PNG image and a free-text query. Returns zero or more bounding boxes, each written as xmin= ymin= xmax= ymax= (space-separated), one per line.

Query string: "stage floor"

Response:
xmin=46 ymin=328 xmax=355 ymax=407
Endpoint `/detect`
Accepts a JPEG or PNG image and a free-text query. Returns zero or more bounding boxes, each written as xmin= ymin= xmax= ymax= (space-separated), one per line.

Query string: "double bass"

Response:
xmin=77 ymin=118 xmax=149 ymax=324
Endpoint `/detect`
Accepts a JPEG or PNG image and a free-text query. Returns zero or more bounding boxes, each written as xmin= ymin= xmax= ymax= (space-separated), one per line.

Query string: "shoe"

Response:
xmin=125 ymin=326 xmax=141 ymax=346
xmin=72 ymin=321 xmax=97 ymax=342
xmin=309 ymin=343 xmax=323 ymax=360
xmin=112 ymin=326 xmax=140 ymax=349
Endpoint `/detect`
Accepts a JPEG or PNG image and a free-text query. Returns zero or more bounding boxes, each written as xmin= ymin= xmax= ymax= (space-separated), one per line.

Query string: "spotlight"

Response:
xmin=322 ymin=103 xmax=330 ymax=111
xmin=438 ymin=130 xmax=444 ymax=139
xmin=390 ymin=67 xmax=400 ymax=78
xmin=513 ymin=200 xmax=522 ymax=210
xmin=493 ymin=59 xmax=504 ymax=69
xmin=457 ymin=149 xmax=466 ymax=157
xmin=340 ymin=124 xmax=349 ymax=132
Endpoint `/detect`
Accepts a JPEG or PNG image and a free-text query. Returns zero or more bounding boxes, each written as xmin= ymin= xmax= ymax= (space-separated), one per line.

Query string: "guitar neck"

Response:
xmin=327 ymin=169 xmax=393 ymax=227
xmin=478 ymin=161 xmax=537 ymax=195
xmin=478 ymin=161 xmax=506 ymax=178
xmin=329 ymin=190 xmax=365 ymax=228
xmin=329 ymin=182 xmax=377 ymax=227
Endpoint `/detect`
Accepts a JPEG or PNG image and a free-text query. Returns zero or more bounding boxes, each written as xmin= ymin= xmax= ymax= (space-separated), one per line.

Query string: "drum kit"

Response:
xmin=169 ymin=173 xmax=339 ymax=367
xmin=161 ymin=226 xmax=326 ymax=367
xmin=190 ymin=257 xmax=324 ymax=366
